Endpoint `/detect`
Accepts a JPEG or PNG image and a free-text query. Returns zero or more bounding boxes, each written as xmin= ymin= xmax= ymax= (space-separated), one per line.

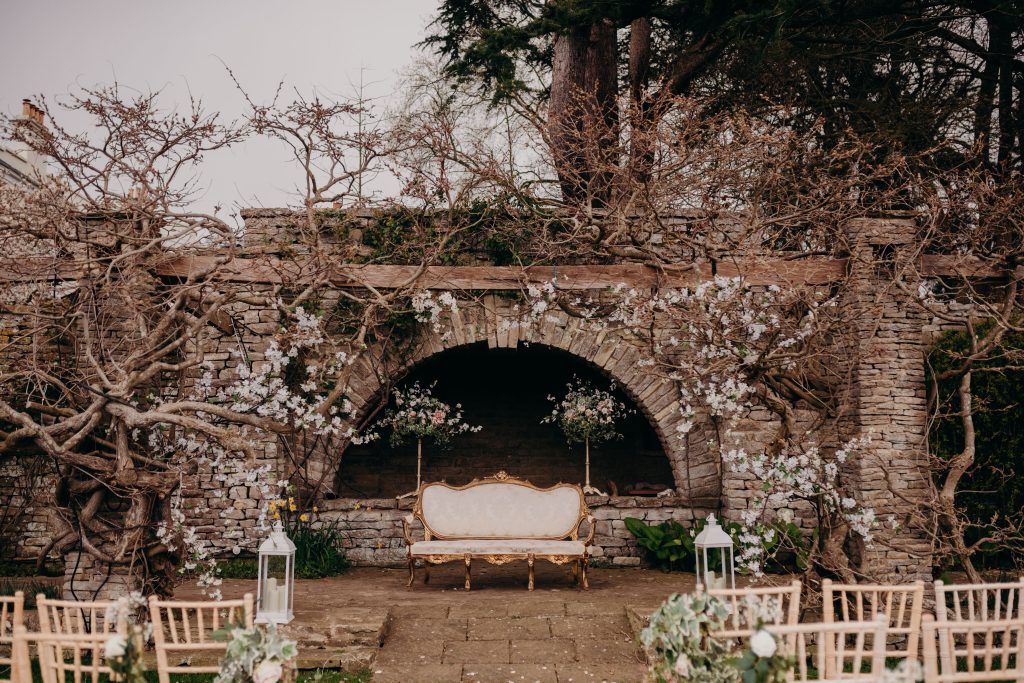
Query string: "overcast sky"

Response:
xmin=2 ymin=0 xmax=436 ymax=217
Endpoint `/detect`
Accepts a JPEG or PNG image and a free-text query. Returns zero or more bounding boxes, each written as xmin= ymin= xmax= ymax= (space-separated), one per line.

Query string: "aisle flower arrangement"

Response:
xmin=214 ymin=623 xmax=298 ymax=683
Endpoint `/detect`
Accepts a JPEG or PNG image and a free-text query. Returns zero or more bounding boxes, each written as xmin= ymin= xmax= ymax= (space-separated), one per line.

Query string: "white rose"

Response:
xmin=750 ymin=630 xmax=777 ymax=658
xmin=252 ymin=659 xmax=283 ymax=683
xmin=104 ymin=635 xmax=127 ymax=659
xmin=673 ymin=654 xmax=690 ymax=677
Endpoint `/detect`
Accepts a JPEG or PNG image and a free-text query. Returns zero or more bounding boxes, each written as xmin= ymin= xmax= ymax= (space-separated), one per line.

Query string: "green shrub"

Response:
xmin=624 ymin=516 xmax=809 ymax=574
xmin=290 ymin=520 xmax=350 ymax=579
xmin=624 ymin=517 xmax=698 ymax=572
xmin=269 ymin=499 xmax=350 ymax=579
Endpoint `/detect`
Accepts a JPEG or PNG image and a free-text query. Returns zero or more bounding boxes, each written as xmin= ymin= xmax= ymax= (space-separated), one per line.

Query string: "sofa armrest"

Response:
xmin=402 ymin=514 xmax=418 ymax=545
xmin=581 ymin=514 xmax=597 ymax=545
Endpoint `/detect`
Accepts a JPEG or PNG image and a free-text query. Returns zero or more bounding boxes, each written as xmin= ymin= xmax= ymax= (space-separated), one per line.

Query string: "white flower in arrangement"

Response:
xmin=542 ymin=377 xmax=632 ymax=445
xmin=365 ymin=381 xmax=481 ymax=448
xmin=672 ymin=653 xmax=691 ymax=677
xmin=749 ymin=629 xmax=778 ymax=658
xmin=252 ymin=660 xmax=283 ymax=683
xmin=104 ymin=635 xmax=127 ymax=659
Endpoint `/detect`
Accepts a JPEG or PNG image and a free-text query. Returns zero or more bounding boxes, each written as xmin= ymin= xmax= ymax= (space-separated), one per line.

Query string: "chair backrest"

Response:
xmin=0 ymin=593 xmax=25 ymax=683
xmin=934 ymin=578 xmax=1024 ymax=623
xmin=764 ymin=614 xmax=889 ymax=683
xmin=709 ymin=580 xmax=802 ymax=639
xmin=12 ymin=626 xmax=113 ymax=683
xmin=149 ymin=594 xmax=254 ymax=683
xmin=822 ymin=579 xmax=925 ymax=658
xmin=37 ymin=596 xmax=124 ymax=636
xmin=36 ymin=596 xmax=126 ymax=683
xmin=922 ymin=613 xmax=1024 ymax=682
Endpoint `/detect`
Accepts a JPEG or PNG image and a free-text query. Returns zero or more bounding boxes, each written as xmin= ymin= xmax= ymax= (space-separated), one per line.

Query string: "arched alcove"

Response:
xmin=334 ymin=343 xmax=676 ymax=497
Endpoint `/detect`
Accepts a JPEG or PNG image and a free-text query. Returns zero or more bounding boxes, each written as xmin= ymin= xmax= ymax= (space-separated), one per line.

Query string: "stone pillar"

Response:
xmin=843 ymin=217 xmax=933 ymax=582
xmin=62 ymin=552 xmax=142 ymax=600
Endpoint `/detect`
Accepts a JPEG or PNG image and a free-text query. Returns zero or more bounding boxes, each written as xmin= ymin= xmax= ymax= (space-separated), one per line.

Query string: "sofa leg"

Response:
xmin=571 ymin=560 xmax=580 ymax=585
xmin=406 ymin=558 xmax=415 ymax=588
xmin=581 ymin=557 xmax=589 ymax=590
xmin=423 ymin=564 xmax=430 ymax=584
xmin=464 ymin=556 xmax=472 ymax=591
xmin=527 ymin=554 xmax=535 ymax=591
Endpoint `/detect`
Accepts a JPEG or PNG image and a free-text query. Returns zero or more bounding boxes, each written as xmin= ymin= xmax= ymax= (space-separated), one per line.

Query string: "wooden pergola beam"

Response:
xmin=0 ymin=253 xmax=1011 ymax=289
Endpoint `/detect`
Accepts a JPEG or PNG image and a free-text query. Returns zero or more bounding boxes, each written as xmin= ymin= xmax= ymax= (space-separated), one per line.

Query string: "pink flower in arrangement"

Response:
xmin=431 ymin=410 xmax=445 ymax=425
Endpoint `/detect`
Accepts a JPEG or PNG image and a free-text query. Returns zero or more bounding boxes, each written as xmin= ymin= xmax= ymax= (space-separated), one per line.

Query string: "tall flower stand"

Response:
xmin=583 ymin=437 xmax=604 ymax=496
xmin=396 ymin=438 xmax=423 ymax=500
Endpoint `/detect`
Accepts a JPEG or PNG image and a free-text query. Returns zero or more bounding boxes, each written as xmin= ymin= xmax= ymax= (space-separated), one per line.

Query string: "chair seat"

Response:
xmin=410 ymin=539 xmax=587 ymax=557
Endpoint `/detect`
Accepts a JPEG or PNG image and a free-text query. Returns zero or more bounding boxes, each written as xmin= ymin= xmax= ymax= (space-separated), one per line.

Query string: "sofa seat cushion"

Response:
xmin=410 ymin=539 xmax=586 ymax=557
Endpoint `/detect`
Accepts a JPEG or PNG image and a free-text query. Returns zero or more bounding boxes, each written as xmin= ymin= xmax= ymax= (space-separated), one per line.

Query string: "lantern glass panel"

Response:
xmin=260 ymin=555 xmax=290 ymax=614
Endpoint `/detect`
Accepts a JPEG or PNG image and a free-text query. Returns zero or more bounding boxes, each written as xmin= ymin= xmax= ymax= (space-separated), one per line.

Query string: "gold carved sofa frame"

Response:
xmin=402 ymin=472 xmax=596 ymax=591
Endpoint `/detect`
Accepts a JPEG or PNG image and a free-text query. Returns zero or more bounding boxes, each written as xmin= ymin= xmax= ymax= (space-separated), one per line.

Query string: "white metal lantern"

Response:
xmin=694 ymin=514 xmax=735 ymax=591
xmin=256 ymin=522 xmax=295 ymax=624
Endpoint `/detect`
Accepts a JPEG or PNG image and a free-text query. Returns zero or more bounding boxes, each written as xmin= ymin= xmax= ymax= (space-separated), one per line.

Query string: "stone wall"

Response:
xmin=843 ymin=217 xmax=934 ymax=582
xmin=0 ymin=452 xmax=55 ymax=560
xmin=318 ymin=495 xmax=715 ymax=567
xmin=1 ymin=209 xmax=938 ymax=588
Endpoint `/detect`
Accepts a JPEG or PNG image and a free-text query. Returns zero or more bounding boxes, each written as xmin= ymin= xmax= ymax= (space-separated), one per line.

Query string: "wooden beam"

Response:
xmin=8 ymin=252 xmax=1013 ymax=290
xmin=919 ymin=254 xmax=1007 ymax=279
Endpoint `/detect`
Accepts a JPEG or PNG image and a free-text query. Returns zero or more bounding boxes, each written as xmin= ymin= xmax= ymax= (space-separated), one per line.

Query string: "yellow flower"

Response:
xmin=289 ymin=503 xmax=297 ymax=512
xmin=312 ymin=506 xmax=318 ymax=513
xmin=272 ymin=511 xmax=280 ymax=520
xmin=299 ymin=513 xmax=309 ymax=522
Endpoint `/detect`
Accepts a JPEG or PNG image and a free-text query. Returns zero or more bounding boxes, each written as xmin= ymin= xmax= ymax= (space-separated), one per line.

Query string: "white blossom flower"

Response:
xmin=749 ymin=630 xmax=778 ymax=658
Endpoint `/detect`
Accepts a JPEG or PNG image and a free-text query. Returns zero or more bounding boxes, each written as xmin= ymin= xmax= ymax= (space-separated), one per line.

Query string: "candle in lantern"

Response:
xmin=266 ymin=577 xmax=279 ymax=612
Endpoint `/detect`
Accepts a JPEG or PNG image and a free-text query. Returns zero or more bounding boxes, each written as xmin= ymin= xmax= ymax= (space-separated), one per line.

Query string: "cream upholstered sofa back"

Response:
xmin=419 ymin=481 xmax=584 ymax=540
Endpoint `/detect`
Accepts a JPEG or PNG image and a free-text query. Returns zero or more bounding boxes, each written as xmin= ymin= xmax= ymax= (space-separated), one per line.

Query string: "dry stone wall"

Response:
xmin=1 ymin=210 xmax=936 ymax=588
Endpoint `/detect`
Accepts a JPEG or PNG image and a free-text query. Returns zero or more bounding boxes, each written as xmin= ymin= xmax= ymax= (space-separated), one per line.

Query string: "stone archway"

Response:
xmin=308 ymin=295 xmax=719 ymax=504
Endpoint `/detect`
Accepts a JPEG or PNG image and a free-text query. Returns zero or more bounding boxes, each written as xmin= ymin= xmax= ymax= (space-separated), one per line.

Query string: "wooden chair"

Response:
xmin=922 ymin=613 xmax=1024 ymax=683
xmin=11 ymin=626 xmax=113 ymax=683
xmin=148 ymin=594 xmax=254 ymax=683
xmin=37 ymin=596 xmax=125 ymax=636
xmin=709 ymin=580 xmax=802 ymax=639
xmin=36 ymin=596 xmax=126 ymax=683
xmin=822 ymin=579 xmax=925 ymax=659
xmin=764 ymin=614 xmax=889 ymax=683
xmin=0 ymin=592 xmax=25 ymax=683
xmin=934 ymin=578 xmax=1024 ymax=623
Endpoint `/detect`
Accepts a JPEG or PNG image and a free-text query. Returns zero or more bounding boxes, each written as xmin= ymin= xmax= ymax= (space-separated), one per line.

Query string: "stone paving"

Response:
xmin=175 ymin=563 xmax=709 ymax=682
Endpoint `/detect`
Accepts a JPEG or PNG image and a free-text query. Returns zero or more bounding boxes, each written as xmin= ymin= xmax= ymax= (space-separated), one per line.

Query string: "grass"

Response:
xmin=0 ymin=661 xmax=372 ymax=683
xmin=216 ymin=559 xmax=260 ymax=580
xmin=0 ymin=560 xmax=64 ymax=577
xmin=0 ymin=579 xmax=62 ymax=607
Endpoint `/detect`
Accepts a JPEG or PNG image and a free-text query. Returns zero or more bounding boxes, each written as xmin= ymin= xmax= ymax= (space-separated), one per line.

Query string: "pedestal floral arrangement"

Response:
xmin=369 ymin=381 xmax=481 ymax=498
xmin=214 ymin=624 xmax=298 ymax=683
xmin=543 ymin=377 xmax=631 ymax=495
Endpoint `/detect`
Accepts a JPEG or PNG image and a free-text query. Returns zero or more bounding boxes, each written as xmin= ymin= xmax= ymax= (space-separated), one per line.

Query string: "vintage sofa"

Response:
xmin=402 ymin=472 xmax=596 ymax=590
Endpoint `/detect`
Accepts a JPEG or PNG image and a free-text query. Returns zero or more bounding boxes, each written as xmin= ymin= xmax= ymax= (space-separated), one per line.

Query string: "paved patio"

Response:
xmin=175 ymin=563 xmax=711 ymax=682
